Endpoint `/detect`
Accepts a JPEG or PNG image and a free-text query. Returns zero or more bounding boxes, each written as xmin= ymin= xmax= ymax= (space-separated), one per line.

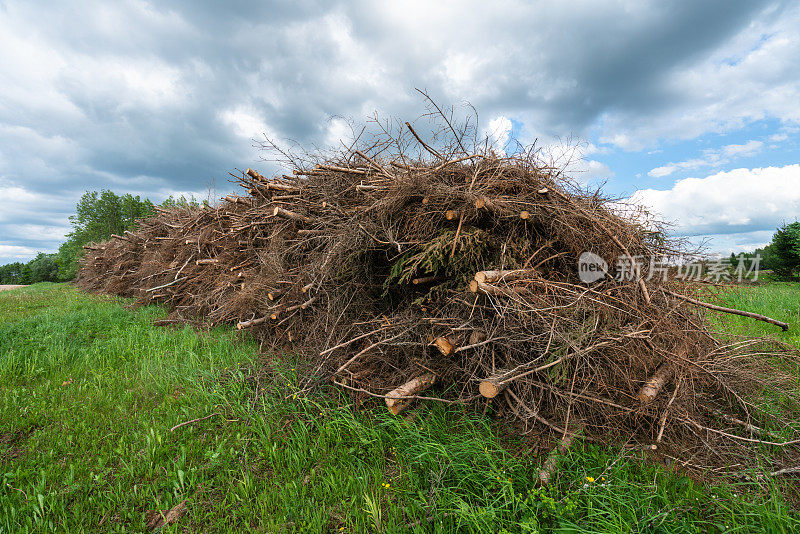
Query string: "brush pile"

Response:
xmin=77 ymin=117 xmax=800 ymax=478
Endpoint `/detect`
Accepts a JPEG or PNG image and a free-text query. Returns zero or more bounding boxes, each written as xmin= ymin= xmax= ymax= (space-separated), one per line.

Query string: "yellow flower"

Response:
xmin=586 ymin=476 xmax=595 ymax=483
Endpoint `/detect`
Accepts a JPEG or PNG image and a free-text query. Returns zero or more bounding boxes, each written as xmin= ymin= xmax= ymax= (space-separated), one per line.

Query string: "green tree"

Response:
xmin=28 ymin=253 xmax=59 ymax=283
xmin=55 ymin=190 xmax=155 ymax=280
xmin=769 ymin=222 xmax=800 ymax=281
xmin=0 ymin=262 xmax=25 ymax=284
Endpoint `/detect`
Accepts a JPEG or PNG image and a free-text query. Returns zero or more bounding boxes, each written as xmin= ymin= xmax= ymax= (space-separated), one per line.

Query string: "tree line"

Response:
xmin=731 ymin=222 xmax=800 ymax=282
xmin=0 ymin=191 xmax=199 ymax=285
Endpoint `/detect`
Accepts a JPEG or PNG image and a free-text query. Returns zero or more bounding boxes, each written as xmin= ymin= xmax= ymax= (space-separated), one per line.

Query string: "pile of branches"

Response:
xmin=77 ymin=116 xmax=800 ymax=480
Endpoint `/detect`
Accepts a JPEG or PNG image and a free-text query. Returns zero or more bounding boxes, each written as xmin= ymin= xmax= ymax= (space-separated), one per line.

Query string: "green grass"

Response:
xmin=1 ymin=283 xmax=799 ymax=532
xmin=712 ymin=282 xmax=800 ymax=346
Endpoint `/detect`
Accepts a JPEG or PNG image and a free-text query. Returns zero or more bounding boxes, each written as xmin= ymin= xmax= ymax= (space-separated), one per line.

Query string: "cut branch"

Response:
xmin=385 ymin=373 xmax=439 ymax=415
xmin=667 ymin=290 xmax=789 ymax=331
xmin=637 ymin=364 xmax=674 ymax=403
xmin=273 ymin=206 xmax=312 ymax=224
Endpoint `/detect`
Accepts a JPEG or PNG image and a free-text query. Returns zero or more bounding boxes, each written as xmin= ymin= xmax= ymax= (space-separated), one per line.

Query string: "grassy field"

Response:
xmin=1 ymin=283 xmax=799 ymax=533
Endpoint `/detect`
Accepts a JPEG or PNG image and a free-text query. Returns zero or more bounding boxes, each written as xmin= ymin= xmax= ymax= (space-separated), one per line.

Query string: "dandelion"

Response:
xmin=585 ymin=476 xmax=595 ymax=483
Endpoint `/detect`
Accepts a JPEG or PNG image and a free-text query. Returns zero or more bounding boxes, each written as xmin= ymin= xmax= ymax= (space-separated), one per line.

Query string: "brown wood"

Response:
xmin=474 ymin=269 xmax=529 ymax=284
xmin=469 ymin=279 xmax=510 ymax=296
xmin=318 ymin=164 xmax=367 ymax=175
xmin=385 ymin=373 xmax=438 ymax=415
xmin=412 ymin=275 xmax=443 ymax=285
xmin=468 ymin=330 xmax=487 ymax=345
xmin=273 ymin=206 xmax=311 ymax=223
xmin=237 ymin=316 xmax=267 ymax=329
xmin=637 ymin=364 xmax=674 ymax=403
xmin=433 ymin=336 xmax=455 ymax=356
xmin=195 ymin=259 xmax=219 ymax=265
xmin=356 ymin=184 xmax=385 ymax=192
xmin=445 ymin=210 xmax=459 ymax=221
xmin=479 ymin=376 xmax=504 ymax=398
xmin=519 ymin=211 xmax=531 ymax=220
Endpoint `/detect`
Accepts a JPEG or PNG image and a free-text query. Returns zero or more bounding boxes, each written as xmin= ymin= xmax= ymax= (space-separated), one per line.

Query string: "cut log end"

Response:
xmin=433 ymin=336 xmax=455 ymax=356
xmin=479 ymin=379 xmax=503 ymax=399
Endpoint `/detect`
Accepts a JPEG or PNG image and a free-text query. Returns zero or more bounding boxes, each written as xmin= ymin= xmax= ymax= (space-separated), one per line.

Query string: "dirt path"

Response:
xmin=0 ymin=285 xmax=26 ymax=291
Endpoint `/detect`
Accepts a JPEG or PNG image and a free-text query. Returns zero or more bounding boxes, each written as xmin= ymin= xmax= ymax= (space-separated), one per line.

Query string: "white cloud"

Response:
xmin=581 ymin=160 xmax=614 ymax=181
xmin=219 ymin=107 xmax=271 ymax=140
xmin=721 ymin=140 xmax=763 ymax=158
xmin=647 ymin=140 xmax=764 ymax=177
xmin=486 ymin=116 xmax=512 ymax=153
xmin=632 ymin=164 xmax=800 ymax=245
xmin=0 ymin=245 xmax=39 ymax=260
xmin=325 ymin=117 xmax=353 ymax=148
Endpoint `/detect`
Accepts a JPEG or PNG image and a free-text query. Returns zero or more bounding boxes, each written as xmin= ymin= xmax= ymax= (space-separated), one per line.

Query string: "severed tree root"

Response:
xmin=385 ymin=373 xmax=439 ymax=415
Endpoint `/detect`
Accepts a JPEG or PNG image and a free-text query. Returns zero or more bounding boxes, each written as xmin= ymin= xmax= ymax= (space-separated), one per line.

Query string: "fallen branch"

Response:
xmin=146 ymin=276 xmax=188 ymax=293
xmin=667 ymin=290 xmax=789 ymax=331
xmin=656 ymin=379 xmax=681 ymax=444
xmin=474 ymin=269 xmax=531 ymax=284
xmin=385 ymin=373 xmax=439 ymax=415
xmin=273 ymin=206 xmax=312 ymax=224
xmin=170 ymin=413 xmax=217 ymax=432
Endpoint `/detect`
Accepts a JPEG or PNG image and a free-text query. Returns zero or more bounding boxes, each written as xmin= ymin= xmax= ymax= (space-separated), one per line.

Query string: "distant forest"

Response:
xmin=0 ymin=191 xmax=199 ymax=285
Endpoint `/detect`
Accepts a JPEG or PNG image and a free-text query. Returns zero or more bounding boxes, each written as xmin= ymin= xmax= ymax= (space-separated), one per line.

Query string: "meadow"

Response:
xmin=1 ymin=282 xmax=799 ymax=533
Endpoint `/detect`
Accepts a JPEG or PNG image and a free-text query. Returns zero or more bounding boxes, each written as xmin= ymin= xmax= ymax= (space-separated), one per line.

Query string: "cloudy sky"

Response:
xmin=1 ymin=0 xmax=799 ymax=264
